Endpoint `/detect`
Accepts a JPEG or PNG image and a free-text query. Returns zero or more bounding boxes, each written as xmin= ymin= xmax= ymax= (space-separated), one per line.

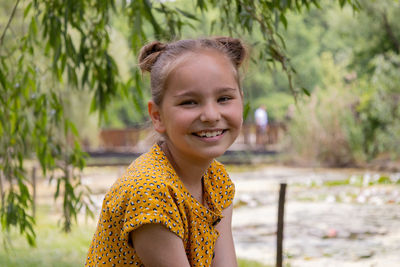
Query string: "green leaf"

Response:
xmin=0 ymin=67 xmax=7 ymax=89
xmin=29 ymin=17 xmax=38 ymax=36
xmin=210 ymin=19 xmax=216 ymax=34
xmin=142 ymin=0 xmax=162 ymax=36
xmin=243 ymin=101 xmax=251 ymax=121
xmin=311 ymin=0 xmax=321 ymax=9
xmin=24 ymin=2 xmax=33 ymax=18
xmin=175 ymin=8 xmax=199 ymax=21
xmin=55 ymin=179 xmax=61 ymax=199
xmin=67 ymin=120 xmax=79 ymax=137
xmin=280 ymin=13 xmax=288 ymax=29
xmin=26 ymin=231 xmax=36 ymax=247
xmin=65 ymin=35 xmax=77 ymax=63
xmin=302 ymin=87 xmax=311 ymax=96
xmin=196 ymin=0 xmax=208 ymax=11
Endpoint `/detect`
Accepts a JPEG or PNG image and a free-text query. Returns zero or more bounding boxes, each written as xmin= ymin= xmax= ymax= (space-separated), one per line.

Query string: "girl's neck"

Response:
xmin=161 ymin=141 xmax=212 ymax=201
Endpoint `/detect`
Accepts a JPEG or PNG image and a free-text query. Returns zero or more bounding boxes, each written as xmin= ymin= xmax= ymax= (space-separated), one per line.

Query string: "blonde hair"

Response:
xmin=138 ymin=37 xmax=248 ymax=106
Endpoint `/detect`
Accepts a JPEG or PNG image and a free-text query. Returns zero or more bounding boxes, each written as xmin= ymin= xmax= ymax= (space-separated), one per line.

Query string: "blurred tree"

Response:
xmin=0 ymin=0 xmax=360 ymax=245
xmin=285 ymin=0 xmax=400 ymax=165
xmin=342 ymin=0 xmax=400 ymax=160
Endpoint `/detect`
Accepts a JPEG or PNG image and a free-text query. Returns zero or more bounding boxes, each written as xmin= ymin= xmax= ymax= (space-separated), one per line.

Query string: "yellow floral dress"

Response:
xmin=85 ymin=143 xmax=235 ymax=266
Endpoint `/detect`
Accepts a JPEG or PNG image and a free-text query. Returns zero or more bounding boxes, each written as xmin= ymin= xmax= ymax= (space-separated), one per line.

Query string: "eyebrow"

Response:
xmin=173 ymin=87 xmax=238 ymax=98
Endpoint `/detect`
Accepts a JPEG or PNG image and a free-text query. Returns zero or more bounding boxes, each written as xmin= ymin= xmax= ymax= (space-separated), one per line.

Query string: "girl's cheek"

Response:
xmin=231 ymin=105 xmax=243 ymax=124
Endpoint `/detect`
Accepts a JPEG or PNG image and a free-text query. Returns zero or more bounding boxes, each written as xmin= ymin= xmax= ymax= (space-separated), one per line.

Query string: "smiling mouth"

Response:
xmin=193 ymin=130 xmax=226 ymax=138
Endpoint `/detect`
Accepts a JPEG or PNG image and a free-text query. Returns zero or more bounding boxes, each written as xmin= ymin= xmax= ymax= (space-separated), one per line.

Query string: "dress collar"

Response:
xmin=151 ymin=143 xmax=223 ymax=224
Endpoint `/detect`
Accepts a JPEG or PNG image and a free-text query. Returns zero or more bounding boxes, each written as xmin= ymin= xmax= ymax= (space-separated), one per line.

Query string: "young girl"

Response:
xmin=86 ymin=37 xmax=247 ymax=267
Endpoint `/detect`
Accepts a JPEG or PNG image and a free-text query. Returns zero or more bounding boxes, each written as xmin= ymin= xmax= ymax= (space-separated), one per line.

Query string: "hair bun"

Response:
xmin=213 ymin=37 xmax=247 ymax=67
xmin=138 ymin=41 xmax=167 ymax=72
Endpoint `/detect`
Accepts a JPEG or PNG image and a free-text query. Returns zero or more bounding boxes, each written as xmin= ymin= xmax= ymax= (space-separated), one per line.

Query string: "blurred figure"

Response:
xmin=254 ymin=104 xmax=268 ymax=147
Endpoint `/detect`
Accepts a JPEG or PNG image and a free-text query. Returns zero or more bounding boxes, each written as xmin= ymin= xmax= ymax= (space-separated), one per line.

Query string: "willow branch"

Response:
xmin=242 ymin=3 xmax=297 ymax=97
xmin=0 ymin=170 xmax=4 ymax=211
xmin=0 ymin=0 xmax=21 ymax=46
xmin=382 ymin=10 xmax=400 ymax=54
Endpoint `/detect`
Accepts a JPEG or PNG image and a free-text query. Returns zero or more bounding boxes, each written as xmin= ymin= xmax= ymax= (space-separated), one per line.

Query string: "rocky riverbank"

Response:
xmin=230 ymin=166 xmax=400 ymax=266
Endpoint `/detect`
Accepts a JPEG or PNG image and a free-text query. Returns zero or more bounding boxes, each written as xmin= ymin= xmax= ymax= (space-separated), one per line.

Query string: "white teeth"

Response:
xmin=198 ymin=130 xmax=222 ymax=138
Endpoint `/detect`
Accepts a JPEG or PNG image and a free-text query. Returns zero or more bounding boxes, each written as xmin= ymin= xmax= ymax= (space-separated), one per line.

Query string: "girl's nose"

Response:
xmin=200 ymin=102 xmax=221 ymax=123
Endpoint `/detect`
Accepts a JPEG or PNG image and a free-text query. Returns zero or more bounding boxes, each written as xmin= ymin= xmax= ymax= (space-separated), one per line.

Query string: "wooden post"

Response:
xmin=276 ymin=183 xmax=287 ymax=267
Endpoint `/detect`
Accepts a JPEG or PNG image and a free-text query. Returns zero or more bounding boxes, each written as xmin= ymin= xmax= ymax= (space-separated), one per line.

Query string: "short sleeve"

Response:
xmin=118 ymin=180 xmax=184 ymax=244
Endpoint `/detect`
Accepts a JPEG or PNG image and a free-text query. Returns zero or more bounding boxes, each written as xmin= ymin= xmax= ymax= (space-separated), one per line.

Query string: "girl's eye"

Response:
xmin=179 ymin=100 xmax=197 ymax=106
xmin=218 ymin=96 xmax=232 ymax=103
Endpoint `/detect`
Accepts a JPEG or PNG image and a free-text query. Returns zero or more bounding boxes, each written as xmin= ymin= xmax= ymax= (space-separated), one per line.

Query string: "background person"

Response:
xmin=254 ymin=104 xmax=268 ymax=147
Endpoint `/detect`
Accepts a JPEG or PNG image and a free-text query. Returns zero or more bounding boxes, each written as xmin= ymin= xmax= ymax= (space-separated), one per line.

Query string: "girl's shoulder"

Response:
xmin=108 ymin=144 xmax=174 ymax=195
xmin=127 ymin=144 xmax=171 ymax=179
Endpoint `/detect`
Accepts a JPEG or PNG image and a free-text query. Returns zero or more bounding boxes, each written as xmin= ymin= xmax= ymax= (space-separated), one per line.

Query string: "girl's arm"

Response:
xmin=212 ymin=204 xmax=238 ymax=267
xmin=130 ymin=224 xmax=191 ymax=267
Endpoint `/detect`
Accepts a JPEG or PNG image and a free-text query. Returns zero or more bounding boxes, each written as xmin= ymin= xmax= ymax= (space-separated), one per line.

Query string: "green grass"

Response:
xmin=0 ymin=206 xmax=269 ymax=267
xmin=322 ymin=175 xmax=400 ymax=187
xmin=296 ymin=174 xmax=400 ymax=188
xmin=238 ymin=258 xmax=270 ymax=267
xmin=0 ymin=208 xmax=94 ymax=267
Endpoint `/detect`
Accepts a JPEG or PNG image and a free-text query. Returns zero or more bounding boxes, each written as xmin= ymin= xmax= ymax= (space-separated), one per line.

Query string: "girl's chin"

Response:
xmin=191 ymin=146 xmax=231 ymax=160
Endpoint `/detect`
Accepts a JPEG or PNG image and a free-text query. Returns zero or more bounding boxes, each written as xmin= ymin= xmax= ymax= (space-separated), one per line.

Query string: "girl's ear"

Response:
xmin=148 ymin=100 xmax=166 ymax=134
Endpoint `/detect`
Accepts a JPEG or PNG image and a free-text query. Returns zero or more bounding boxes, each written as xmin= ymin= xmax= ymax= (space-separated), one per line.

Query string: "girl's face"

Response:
xmin=149 ymin=50 xmax=243 ymax=164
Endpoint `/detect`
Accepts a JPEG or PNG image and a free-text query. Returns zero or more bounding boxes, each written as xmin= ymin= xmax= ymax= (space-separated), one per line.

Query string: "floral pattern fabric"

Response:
xmin=86 ymin=143 xmax=235 ymax=266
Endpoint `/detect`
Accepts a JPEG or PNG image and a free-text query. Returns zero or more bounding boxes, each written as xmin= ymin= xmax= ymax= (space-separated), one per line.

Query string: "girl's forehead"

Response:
xmin=180 ymin=49 xmax=231 ymax=65
xmin=158 ymin=49 xmax=241 ymax=104
xmin=164 ymin=52 xmax=239 ymax=93
xmin=168 ymin=50 xmax=237 ymax=77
